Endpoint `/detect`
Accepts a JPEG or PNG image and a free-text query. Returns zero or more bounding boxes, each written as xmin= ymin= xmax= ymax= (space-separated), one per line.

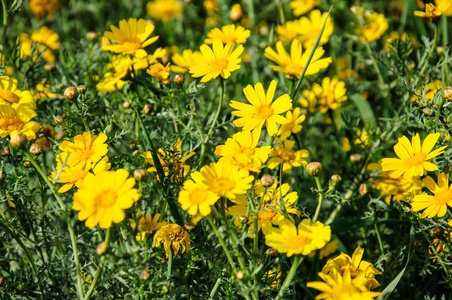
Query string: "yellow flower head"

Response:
xmin=33 ymin=82 xmax=57 ymax=100
xmin=96 ymin=55 xmax=133 ymax=92
xmin=130 ymin=213 xmax=167 ymax=241
xmin=171 ymin=49 xmax=197 ymax=73
xmin=276 ymin=20 xmax=303 ymax=43
xmin=30 ymin=0 xmax=60 ymax=19
xmin=0 ymin=76 xmax=36 ymax=109
xmin=267 ymin=139 xmax=310 ymax=173
xmin=189 ymin=39 xmax=244 ymax=82
xmin=230 ymin=80 xmax=293 ymax=137
xmin=277 ymin=107 xmax=306 ymax=141
xmin=308 ymin=239 xmax=340 ymax=259
xmin=146 ymin=62 xmax=171 ymax=81
xmin=146 ymin=0 xmax=184 ymax=22
xmin=381 ymin=133 xmax=446 ymax=179
xmin=290 ymin=0 xmax=321 ymax=16
xmin=297 ymin=10 xmax=334 ymax=48
xmin=102 ymin=18 xmax=159 ymax=58
xmin=154 ymin=224 xmax=190 ymax=258
xmin=353 ymin=8 xmax=389 ymax=43
xmin=264 ymin=39 xmax=332 ymax=81
xmin=354 ymin=129 xmax=369 ymax=148
xmin=178 ymin=171 xmax=220 ymax=217
xmin=143 ymin=140 xmax=195 ymax=181
xmin=321 ymin=246 xmax=382 ymax=290
xmin=20 ymin=26 xmax=60 ymax=63
xmin=410 ymin=79 xmax=443 ymax=106
xmin=204 ymin=24 xmax=251 ymax=45
xmin=299 ymin=76 xmax=347 ymax=113
xmin=59 ymin=132 xmax=109 ymax=169
xmin=265 ymin=218 xmax=331 ymax=257
xmin=72 ymin=169 xmax=140 ymax=229
xmin=229 ymin=4 xmax=243 ymax=21
xmin=414 ymin=1 xmax=451 ymax=19
xmin=412 ymin=172 xmax=452 ymax=218
xmin=0 ymin=104 xmax=41 ymax=140
xmin=200 ymin=160 xmax=254 ymax=200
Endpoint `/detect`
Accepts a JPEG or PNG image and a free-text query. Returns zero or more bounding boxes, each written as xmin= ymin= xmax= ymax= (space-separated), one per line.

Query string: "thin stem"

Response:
xmin=312 ymin=176 xmax=323 ymax=223
xmin=275 ymin=256 xmax=303 ymax=300
xmin=206 ymin=215 xmax=237 ymax=273
xmin=420 ymin=23 xmax=438 ymax=76
xmin=181 ymin=84 xmax=204 ymax=141
xmin=0 ymin=0 xmax=8 ymax=64
xmin=167 ymin=247 xmax=173 ymax=279
xmin=435 ymin=96 xmax=446 ymax=132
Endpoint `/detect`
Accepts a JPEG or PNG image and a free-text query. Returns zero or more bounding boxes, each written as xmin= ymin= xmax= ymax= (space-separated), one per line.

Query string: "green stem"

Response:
xmin=435 ymin=96 xmax=446 ymax=132
xmin=24 ymin=152 xmax=85 ymax=300
xmin=363 ymin=35 xmax=384 ymax=86
xmin=200 ymin=78 xmax=225 ymax=162
xmin=312 ymin=176 xmax=323 ymax=223
xmin=206 ymin=215 xmax=237 ymax=273
xmin=167 ymin=247 xmax=173 ymax=279
xmin=275 ymin=256 xmax=303 ymax=300
xmin=0 ymin=0 xmax=8 ymax=64
xmin=420 ymin=23 xmax=438 ymax=76
xmin=374 ymin=222 xmax=385 ymax=254
xmin=181 ymin=84 xmax=204 ymax=142
xmin=422 ymin=231 xmax=449 ymax=278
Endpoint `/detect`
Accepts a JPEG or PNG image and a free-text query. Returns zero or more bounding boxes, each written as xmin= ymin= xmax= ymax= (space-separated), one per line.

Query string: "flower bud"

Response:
xmin=86 ymin=31 xmax=99 ymax=41
xmin=54 ymin=115 xmax=64 ymax=124
xmin=423 ymin=107 xmax=433 ymax=115
xmin=55 ymin=130 xmax=65 ymax=140
xmin=306 ymin=162 xmax=322 ymax=176
xmin=1 ymin=146 xmax=10 ymax=156
xmin=229 ymin=4 xmax=243 ymax=21
xmin=134 ymin=169 xmax=146 ymax=181
xmin=96 ymin=242 xmax=110 ymax=256
xmin=129 ymin=142 xmax=136 ymax=149
xmin=265 ymin=248 xmax=279 ymax=257
xmin=141 ymin=270 xmax=151 ymax=281
xmin=443 ymin=87 xmax=452 ymax=101
xmin=430 ymin=226 xmax=441 ymax=236
xmin=44 ymin=63 xmax=55 ymax=71
xmin=331 ymin=174 xmax=342 ymax=184
xmin=10 ymin=133 xmax=28 ymax=149
xmin=30 ymin=143 xmax=43 ymax=155
xmin=350 ymin=154 xmax=362 ymax=163
xmin=64 ymin=87 xmax=78 ymax=101
xmin=162 ymin=78 xmax=172 ymax=85
xmin=173 ymin=74 xmax=184 ymax=85
xmin=123 ymin=101 xmax=130 ymax=108
xmin=132 ymin=150 xmax=140 ymax=156
xmin=235 ymin=271 xmax=244 ymax=280
xmin=143 ymin=104 xmax=153 ymax=114
xmin=24 ymin=161 xmax=31 ymax=168
xmin=0 ymin=274 xmax=4 ymax=286
xmin=77 ymin=85 xmax=87 ymax=95
xmin=261 ymin=175 xmax=274 ymax=187
xmin=162 ymin=285 xmax=170 ymax=293
xmin=238 ymin=215 xmax=249 ymax=224
xmin=184 ymin=221 xmax=196 ymax=232
xmin=359 ymin=183 xmax=368 ymax=196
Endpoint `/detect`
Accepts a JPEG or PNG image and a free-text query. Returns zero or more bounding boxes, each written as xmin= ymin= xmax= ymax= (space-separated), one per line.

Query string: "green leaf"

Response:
xmin=350 ymin=93 xmax=377 ymax=128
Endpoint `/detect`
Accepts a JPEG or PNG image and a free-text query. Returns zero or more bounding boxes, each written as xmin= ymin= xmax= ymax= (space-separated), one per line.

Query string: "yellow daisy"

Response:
xmin=20 ymin=26 xmax=60 ymax=63
xmin=72 ymin=169 xmax=140 ymax=229
xmin=276 ymin=107 xmax=305 ymax=141
xmin=171 ymin=49 xmax=197 ymax=73
xmin=290 ymin=0 xmax=320 ymax=16
xmin=30 ymin=0 xmax=60 ymax=19
xmin=381 ymin=133 xmax=446 ymax=179
xmin=230 ymin=80 xmax=292 ymax=137
xmin=0 ymin=104 xmax=41 ymax=140
xmin=410 ymin=79 xmax=442 ymax=106
xmin=297 ymin=10 xmax=334 ymax=48
xmin=189 ymin=39 xmax=244 ymax=82
xmin=204 ymin=24 xmax=251 ymax=45
xmin=264 ymin=39 xmax=332 ymax=80
xmin=308 ymin=239 xmax=340 ymax=259
xmin=353 ymin=8 xmax=389 ymax=43
xmin=411 ymin=172 xmax=452 ymax=218
xmin=178 ymin=171 xmax=220 ymax=217
xmin=265 ymin=218 xmax=331 ymax=257
xmin=146 ymin=62 xmax=170 ymax=81
xmin=154 ymin=224 xmax=190 ymax=258
xmin=130 ymin=213 xmax=167 ymax=241
xmin=96 ymin=55 xmax=133 ymax=92
xmin=299 ymin=76 xmax=347 ymax=113
xmin=276 ymin=20 xmax=302 ymax=43
xmin=0 ymin=76 xmax=36 ymax=109
xmin=33 ymin=82 xmax=57 ymax=100
xmin=267 ymin=139 xmax=310 ymax=173
xmin=200 ymin=160 xmax=254 ymax=200
xmin=146 ymin=0 xmax=184 ymax=22
xmin=414 ymin=1 xmax=451 ymax=19
xmin=102 ymin=18 xmax=159 ymax=58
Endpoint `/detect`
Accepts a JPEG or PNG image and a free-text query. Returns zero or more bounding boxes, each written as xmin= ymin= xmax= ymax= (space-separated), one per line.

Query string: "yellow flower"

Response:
xmin=214 ymin=130 xmax=272 ymax=164
xmin=29 ymin=0 xmax=59 ymax=19
xmin=321 ymin=246 xmax=382 ymax=290
xmin=204 ymin=24 xmax=251 ymax=45
xmin=410 ymin=79 xmax=443 ymax=106
xmin=131 ymin=47 xmax=167 ymax=70
xmin=267 ymin=139 xmax=310 ymax=173
xmin=299 ymin=76 xmax=347 ymax=113
xmin=130 ymin=213 xmax=167 ymax=241
xmin=383 ymin=31 xmax=418 ymax=51
xmin=59 ymin=132 xmax=109 ymax=169
xmin=96 ymin=55 xmax=133 ymax=92
xmin=354 ymin=129 xmax=369 ymax=148
xmin=411 ymin=172 xmax=452 ymax=218
xmin=143 ymin=140 xmax=195 ymax=181
xmin=290 ymin=0 xmax=320 ymax=16
xmin=277 ymin=107 xmax=306 ymax=141
xmin=72 ymin=169 xmax=140 ymax=229
xmin=265 ymin=218 xmax=331 ymax=257
xmin=381 ymin=133 xmax=446 ymax=179
xmin=308 ymin=239 xmax=340 ymax=259
xmin=354 ymin=9 xmax=389 ymax=43
xmin=264 ymin=39 xmax=332 ymax=81
xmin=414 ymin=1 xmax=450 ymax=19
xmin=368 ymin=162 xmax=423 ymax=205
xmin=102 ymin=18 xmax=159 ymax=58
xmin=20 ymin=26 xmax=60 ymax=63
xmin=230 ymin=80 xmax=293 ymax=137
xmin=189 ymin=39 xmax=244 ymax=82
xmin=200 ymin=160 xmax=254 ymax=200
xmin=178 ymin=171 xmax=220 ymax=217
xmin=33 ymin=82 xmax=57 ymax=100
xmin=297 ymin=10 xmax=334 ymax=48
xmin=229 ymin=4 xmax=243 ymax=21
xmin=0 ymin=105 xmax=41 ymax=140
xmin=146 ymin=0 xmax=183 ymax=22
xmin=276 ymin=20 xmax=303 ymax=43
xmin=263 ymin=265 xmax=281 ymax=288
xmin=171 ymin=49 xmax=197 ymax=73
xmin=439 ymin=0 xmax=452 ymax=16
xmin=0 ymin=76 xmax=36 ymax=109
xmin=146 ymin=63 xmax=170 ymax=81
xmin=154 ymin=224 xmax=190 ymax=258
xmin=307 ymin=268 xmax=381 ymax=300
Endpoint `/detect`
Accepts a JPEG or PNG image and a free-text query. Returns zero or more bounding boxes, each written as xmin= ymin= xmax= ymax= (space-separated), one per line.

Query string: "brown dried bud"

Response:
xmin=24 ymin=161 xmax=31 ymax=168
xmin=10 ymin=133 xmax=28 ymax=149
xmin=141 ymin=270 xmax=151 ymax=281
xmin=423 ymin=107 xmax=433 ymax=115
xmin=55 ymin=130 xmax=65 ymax=140
xmin=238 ymin=215 xmax=249 ymax=223
xmin=359 ymin=183 xmax=368 ymax=196
xmin=86 ymin=31 xmax=99 ymax=41
xmin=184 ymin=221 xmax=196 ymax=232
xmin=350 ymin=154 xmax=362 ymax=163
xmin=443 ymin=87 xmax=452 ymax=101
xmin=30 ymin=143 xmax=43 ymax=155
xmin=64 ymin=87 xmax=78 ymax=101
xmin=235 ymin=271 xmax=244 ymax=280
xmin=132 ymin=150 xmax=140 ymax=156
xmin=36 ymin=137 xmax=51 ymax=151
xmin=77 ymin=85 xmax=87 ymax=95
xmin=173 ymin=74 xmax=184 ymax=85
xmin=284 ymin=73 xmax=298 ymax=82
xmin=44 ymin=62 xmax=55 ymax=71
xmin=306 ymin=162 xmax=322 ymax=176
xmin=54 ymin=115 xmax=64 ymax=124
xmin=265 ymin=248 xmax=279 ymax=257
xmin=143 ymin=104 xmax=153 ymax=114
xmin=1 ymin=146 xmax=10 ymax=156
xmin=134 ymin=169 xmax=146 ymax=181
xmin=129 ymin=142 xmax=136 ymax=149
xmin=261 ymin=175 xmax=274 ymax=187
xmin=162 ymin=78 xmax=171 ymax=85
xmin=96 ymin=242 xmax=110 ymax=256
xmin=430 ymin=226 xmax=441 ymax=236
xmin=123 ymin=101 xmax=130 ymax=108
xmin=331 ymin=174 xmax=342 ymax=184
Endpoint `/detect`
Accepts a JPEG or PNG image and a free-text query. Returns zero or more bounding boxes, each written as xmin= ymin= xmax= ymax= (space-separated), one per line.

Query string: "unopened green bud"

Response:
xmin=64 ymin=87 xmax=78 ymax=101
xmin=306 ymin=162 xmax=322 ymax=176
xmin=133 ymin=169 xmax=146 ymax=181
xmin=10 ymin=133 xmax=28 ymax=149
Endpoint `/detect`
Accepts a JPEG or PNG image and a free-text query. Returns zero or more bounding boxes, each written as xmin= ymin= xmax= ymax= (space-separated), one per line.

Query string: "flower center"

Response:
xmin=79 ymin=149 xmax=95 ymax=162
xmin=331 ymin=283 xmax=362 ymax=297
xmin=238 ymin=146 xmax=255 ymax=157
xmin=258 ymin=207 xmax=278 ymax=222
xmin=69 ymin=169 xmax=89 ymax=184
xmin=406 ymin=152 xmax=426 ymax=167
xmin=285 ymin=64 xmax=305 ymax=78
xmin=278 ymin=149 xmax=295 ymax=161
xmin=160 ymin=224 xmax=186 ymax=242
xmin=189 ymin=188 xmax=208 ymax=204
xmin=256 ymin=105 xmax=274 ymax=119
xmin=123 ymin=40 xmax=143 ymax=51
xmin=287 ymin=234 xmax=312 ymax=249
xmin=98 ymin=191 xmax=117 ymax=208
xmin=0 ymin=115 xmax=24 ymax=132
xmin=210 ymin=58 xmax=228 ymax=72
xmin=0 ymin=89 xmax=20 ymax=103
xmin=212 ymin=177 xmax=236 ymax=193
xmin=435 ymin=189 xmax=452 ymax=204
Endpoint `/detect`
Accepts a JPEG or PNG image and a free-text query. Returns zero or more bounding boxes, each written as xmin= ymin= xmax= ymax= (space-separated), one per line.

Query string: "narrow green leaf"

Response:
xmin=350 ymin=93 xmax=377 ymax=128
